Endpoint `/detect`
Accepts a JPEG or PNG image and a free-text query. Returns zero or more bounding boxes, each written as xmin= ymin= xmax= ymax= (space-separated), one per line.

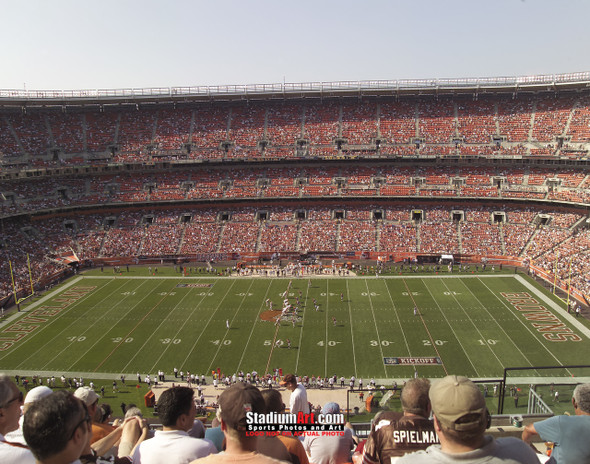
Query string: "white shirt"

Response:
xmin=289 ymin=383 xmax=310 ymax=415
xmin=0 ymin=432 xmax=36 ymax=464
xmin=303 ymin=427 xmax=354 ymax=464
xmin=132 ymin=429 xmax=216 ymax=464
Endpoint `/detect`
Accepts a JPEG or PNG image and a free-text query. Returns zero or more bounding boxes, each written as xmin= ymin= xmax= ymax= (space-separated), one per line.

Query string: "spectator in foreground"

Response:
xmin=302 ymin=402 xmax=356 ymax=464
xmin=23 ymin=390 xmax=91 ymax=464
xmin=92 ymin=403 xmax=116 ymax=443
xmin=190 ymin=382 xmax=287 ymax=464
xmin=260 ymin=388 xmax=307 ymax=464
xmin=522 ymin=382 xmax=590 ymax=463
xmin=23 ymin=389 xmax=146 ymax=464
xmin=203 ymin=417 xmax=224 ymax=453
xmin=397 ymin=375 xmax=539 ymax=464
xmin=132 ymin=386 xmax=216 ymax=464
xmin=5 ymin=385 xmax=52 ymax=446
xmin=0 ymin=374 xmax=35 ymax=464
xmin=74 ymin=386 xmax=106 ymax=445
xmin=362 ymin=378 xmax=438 ymax=464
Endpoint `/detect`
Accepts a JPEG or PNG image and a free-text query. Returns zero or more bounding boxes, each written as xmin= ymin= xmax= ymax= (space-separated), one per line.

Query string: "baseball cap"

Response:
xmin=429 ymin=375 xmax=486 ymax=431
xmin=74 ymin=386 xmax=99 ymax=406
xmin=279 ymin=374 xmax=297 ymax=386
xmin=322 ymin=402 xmax=340 ymax=415
xmin=218 ymin=383 xmax=265 ymax=430
xmin=24 ymin=386 xmax=53 ymax=404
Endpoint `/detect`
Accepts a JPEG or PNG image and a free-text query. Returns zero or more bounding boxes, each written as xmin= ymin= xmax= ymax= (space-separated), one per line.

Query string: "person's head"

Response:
xmin=74 ymin=386 xmax=100 ymax=416
xmin=401 ymin=378 xmax=431 ymax=417
xmin=0 ymin=373 xmax=23 ymax=435
xmin=157 ymin=386 xmax=196 ymax=430
xmin=23 ymin=391 xmax=91 ymax=463
xmin=95 ymin=403 xmax=113 ymax=424
xmin=124 ymin=406 xmax=144 ymax=419
xmin=429 ymin=375 xmax=489 ymax=449
xmin=23 ymin=386 xmax=53 ymax=414
xmin=218 ymin=383 xmax=265 ymax=443
xmin=572 ymin=383 xmax=590 ymax=414
xmin=322 ymin=402 xmax=340 ymax=415
xmin=261 ymin=388 xmax=285 ymax=414
xmin=280 ymin=374 xmax=297 ymax=392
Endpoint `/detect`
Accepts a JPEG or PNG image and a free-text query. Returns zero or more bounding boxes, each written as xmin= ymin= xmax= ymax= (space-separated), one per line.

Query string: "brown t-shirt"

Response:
xmin=362 ymin=415 xmax=438 ymax=464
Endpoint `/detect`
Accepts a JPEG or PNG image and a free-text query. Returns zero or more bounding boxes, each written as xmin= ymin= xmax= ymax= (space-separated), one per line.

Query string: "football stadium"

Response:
xmin=2 ymin=73 xmax=589 ymax=403
xmin=1 ymin=5 xmax=590 ymax=461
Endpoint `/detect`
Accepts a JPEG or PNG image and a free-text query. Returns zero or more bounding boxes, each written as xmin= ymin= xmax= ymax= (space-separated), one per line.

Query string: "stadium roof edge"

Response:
xmin=1 ymin=72 xmax=589 ymax=107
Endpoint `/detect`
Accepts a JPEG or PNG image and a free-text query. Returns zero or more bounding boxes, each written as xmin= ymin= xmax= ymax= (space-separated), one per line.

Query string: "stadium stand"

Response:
xmin=2 ymin=74 xmax=590 ymax=306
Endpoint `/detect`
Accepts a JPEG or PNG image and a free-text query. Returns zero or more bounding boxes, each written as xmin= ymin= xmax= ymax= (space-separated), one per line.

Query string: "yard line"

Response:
xmin=181 ymin=280 xmax=238 ymax=371
xmin=94 ymin=286 xmax=175 ymax=372
xmin=14 ymin=278 xmax=129 ymax=369
xmin=324 ymin=280 xmax=330 ymax=377
xmin=422 ymin=279 xmax=479 ymax=376
xmin=364 ymin=279 xmax=387 ymax=377
xmin=265 ymin=323 xmax=282 ymax=377
xmin=61 ymin=279 xmax=159 ymax=371
xmin=439 ymin=279 xmax=505 ymax=372
xmin=402 ymin=279 xmax=448 ymax=376
xmin=207 ymin=280 xmax=255 ymax=374
xmin=382 ymin=279 xmax=413 ymax=359
xmin=478 ymin=277 xmax=572 ymax=371
xmin=264 ymin=279 xmax=296 ymax=375
xmin=237 ymin=280 xmax=274 ymax=374
xmin=345 ymin=280 xmax=358 ymax=378
xmin=141 ymin=281 xmax=217 ymax=373
xmin=294 ymin=278 xmax=311 ymax=373
xmin=458 ymin=278 xmax=535 ymax=367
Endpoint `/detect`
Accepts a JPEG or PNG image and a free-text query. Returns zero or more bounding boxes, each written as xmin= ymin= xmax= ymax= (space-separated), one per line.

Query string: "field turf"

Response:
xmin=1 ymin=270 xmax=589 ymax=383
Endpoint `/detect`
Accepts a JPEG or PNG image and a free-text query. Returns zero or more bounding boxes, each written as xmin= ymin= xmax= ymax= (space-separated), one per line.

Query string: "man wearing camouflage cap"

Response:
xmin=397 ymin=375 xmax=539 ymax=463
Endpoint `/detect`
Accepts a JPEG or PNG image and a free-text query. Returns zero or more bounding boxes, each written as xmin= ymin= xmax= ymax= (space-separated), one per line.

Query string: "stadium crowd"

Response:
xmin=1 ymin=93 xmax=590 ymax=167
xmin=2 ymin=90 xmax=590 ymax=307
xmin=3 ymin=373 xmax=588 ymax=464
xmin=1 ymin=200 xmax=589 ymax=302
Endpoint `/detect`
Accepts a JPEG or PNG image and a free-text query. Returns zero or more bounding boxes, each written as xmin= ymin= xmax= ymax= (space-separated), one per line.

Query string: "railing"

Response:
xmin=1 ymin=72 xmax=589 ymax=101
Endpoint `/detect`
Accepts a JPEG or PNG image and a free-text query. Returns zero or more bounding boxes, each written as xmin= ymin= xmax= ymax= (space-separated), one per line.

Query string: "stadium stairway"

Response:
xmin=499 ymin=222 xmax=506 ymax=256
xmin=215 ymin=223 xmax=226 ymax=253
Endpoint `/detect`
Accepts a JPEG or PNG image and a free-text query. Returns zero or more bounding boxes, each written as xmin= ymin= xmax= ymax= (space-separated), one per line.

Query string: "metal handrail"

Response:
xmin=1 ymin=72 xmax=589 ymax=101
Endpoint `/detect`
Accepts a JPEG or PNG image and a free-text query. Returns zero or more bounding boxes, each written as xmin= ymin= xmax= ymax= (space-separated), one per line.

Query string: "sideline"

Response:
xmin=0 ymin=276 xmax=84 ymax=326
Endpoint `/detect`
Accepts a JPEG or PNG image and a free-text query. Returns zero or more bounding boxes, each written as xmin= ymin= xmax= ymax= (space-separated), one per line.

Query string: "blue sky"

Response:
xmin=2 ymin=0 xmax=589 ymax=90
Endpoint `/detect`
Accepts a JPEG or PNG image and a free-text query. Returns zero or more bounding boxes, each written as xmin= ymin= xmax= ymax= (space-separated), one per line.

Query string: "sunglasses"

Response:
xmin=1 ymin=390 xmax=23 ymax=408
xmin=69 ymin=407 xmax=92 ymax=441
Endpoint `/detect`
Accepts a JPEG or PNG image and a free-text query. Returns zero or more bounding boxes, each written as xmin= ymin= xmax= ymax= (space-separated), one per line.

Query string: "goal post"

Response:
xmin=9 ymin=254 xmax=35 ymax=308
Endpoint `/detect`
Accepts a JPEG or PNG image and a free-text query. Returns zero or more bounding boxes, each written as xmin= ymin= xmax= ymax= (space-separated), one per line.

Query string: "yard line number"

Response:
xmin=422 ymin=339 xmax=448 ymax=346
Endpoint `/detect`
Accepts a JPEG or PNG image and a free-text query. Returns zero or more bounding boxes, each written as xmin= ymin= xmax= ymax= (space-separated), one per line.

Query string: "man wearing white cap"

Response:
xmin=5 ymin=385 xmax=53 ymax=445
xmin=397 ymin=375 xmax=539 ymax=463
xmin=74 ymin=386 xmax=106 ymax=445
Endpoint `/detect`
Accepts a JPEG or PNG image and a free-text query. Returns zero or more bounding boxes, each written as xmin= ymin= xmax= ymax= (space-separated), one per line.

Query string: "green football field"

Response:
xmin=1 ymin=271 xmax=589 ymax=382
